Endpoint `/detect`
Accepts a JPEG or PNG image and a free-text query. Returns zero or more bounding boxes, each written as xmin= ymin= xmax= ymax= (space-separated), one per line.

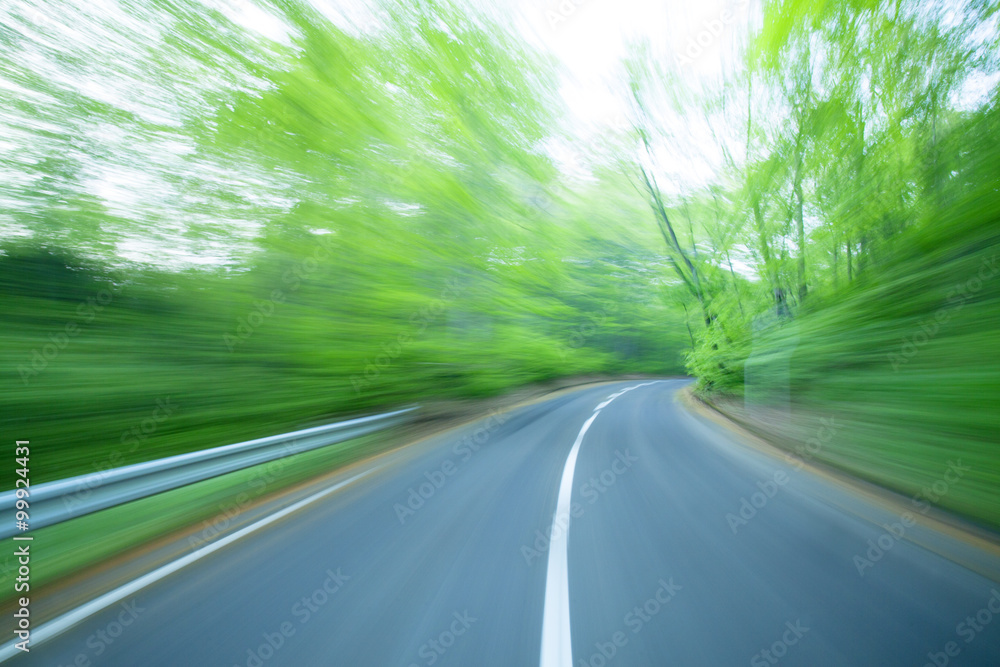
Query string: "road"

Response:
xmin=10 ymin=379 xmax=1000 ymax=666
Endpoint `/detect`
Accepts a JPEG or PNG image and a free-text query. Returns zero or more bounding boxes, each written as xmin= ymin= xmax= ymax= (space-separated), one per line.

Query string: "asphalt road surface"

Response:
xmin=10 ymin=379 xmax=1000 ymax=666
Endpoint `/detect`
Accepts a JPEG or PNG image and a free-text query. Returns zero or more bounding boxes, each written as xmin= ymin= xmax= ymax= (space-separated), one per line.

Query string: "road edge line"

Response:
xmin=0 ymin=467 xmax=378 ymax=662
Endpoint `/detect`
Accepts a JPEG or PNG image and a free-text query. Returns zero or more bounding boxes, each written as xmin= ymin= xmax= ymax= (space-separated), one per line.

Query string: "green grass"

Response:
xmin=0 ymin=431 xmax=399 ymax=606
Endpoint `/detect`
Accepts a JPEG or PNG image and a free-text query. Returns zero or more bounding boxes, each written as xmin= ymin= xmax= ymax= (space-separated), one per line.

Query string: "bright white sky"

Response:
xmin=223 ymin=0 xmax=758 ymax=206
xmin=514 ymin=0 xmax=750 ymax=126
xmin=294 ymin=0 xmax=755 ymax=177
xmin=509 ymin=0 xmax=756 ymax=191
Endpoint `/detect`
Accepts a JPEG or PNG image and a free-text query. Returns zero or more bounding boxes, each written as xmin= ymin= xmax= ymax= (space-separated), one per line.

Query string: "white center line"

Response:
xmin=539 ymin=381 xmax=660 ymax=667
xmin=539 ymin=410 xmax=599 ymax=667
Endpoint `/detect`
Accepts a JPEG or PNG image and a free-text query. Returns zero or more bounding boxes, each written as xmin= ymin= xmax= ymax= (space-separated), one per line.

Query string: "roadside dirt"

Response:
xmin=681 ymin=387 xmax=1000 ymax=583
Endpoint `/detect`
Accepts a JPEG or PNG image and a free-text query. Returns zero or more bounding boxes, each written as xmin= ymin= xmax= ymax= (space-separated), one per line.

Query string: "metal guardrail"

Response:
xmin=1 ymin=407 xmax=417 ymax=538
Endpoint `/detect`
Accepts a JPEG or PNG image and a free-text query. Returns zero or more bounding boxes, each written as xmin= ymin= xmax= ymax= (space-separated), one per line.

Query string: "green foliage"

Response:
xmin=0 ymin=0 xmax=687 ymax=487
xmin=629 ymin=0 xmax=1000 ymax=527
xmin=3 ymin=0 xmax=997 ymax=531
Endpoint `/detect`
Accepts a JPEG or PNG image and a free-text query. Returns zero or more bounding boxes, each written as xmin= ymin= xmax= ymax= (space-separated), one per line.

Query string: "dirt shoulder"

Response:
xmin=680 ymin=387 xmax=1000 ymax=583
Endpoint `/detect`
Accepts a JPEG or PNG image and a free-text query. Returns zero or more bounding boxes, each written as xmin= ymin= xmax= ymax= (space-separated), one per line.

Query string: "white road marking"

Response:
xmin=539 ymin=381 xmax=662 ymax=667
xmin=0 ymin=467 xmax=379 ymax=662
xmin=0 ymin=380 xmax=666 ymax=664
xmin=539 ymin=411 xmax=599 ymax=667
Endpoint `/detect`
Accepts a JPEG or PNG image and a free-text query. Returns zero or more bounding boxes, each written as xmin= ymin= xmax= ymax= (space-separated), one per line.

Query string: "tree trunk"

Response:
xmin=846 ymin=235 xmax=853 ymax=282
xmin=832 ymin=228 xmax=839 ymax=287
xmin=682 ymin=303 xmax=696 ymax=348
xmin=726 ymin=249 xmax=745 ymax=317
xmin=753 ymin=198 xmax=781 ymax=310
xmin=794 ymin=128 xmax=807 ymax=303
xmin=638 ymin=164 xmax=712 ymax=326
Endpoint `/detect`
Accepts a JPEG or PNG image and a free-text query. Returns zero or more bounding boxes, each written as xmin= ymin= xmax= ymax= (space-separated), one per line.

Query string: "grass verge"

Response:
xmin=0 ymin=431 xmax=399 ymax=608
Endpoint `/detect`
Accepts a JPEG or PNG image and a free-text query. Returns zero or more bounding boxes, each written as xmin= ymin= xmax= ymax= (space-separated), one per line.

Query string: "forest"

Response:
xmin=2 ymin=0 xmax=998 ymax=526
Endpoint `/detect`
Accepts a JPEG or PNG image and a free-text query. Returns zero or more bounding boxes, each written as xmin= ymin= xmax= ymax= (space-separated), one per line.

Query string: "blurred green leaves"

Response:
xmin=0 ymin=0 xmax=688 ymax=486
xmin=624 ymin=0 xmax=1000 ymax=525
